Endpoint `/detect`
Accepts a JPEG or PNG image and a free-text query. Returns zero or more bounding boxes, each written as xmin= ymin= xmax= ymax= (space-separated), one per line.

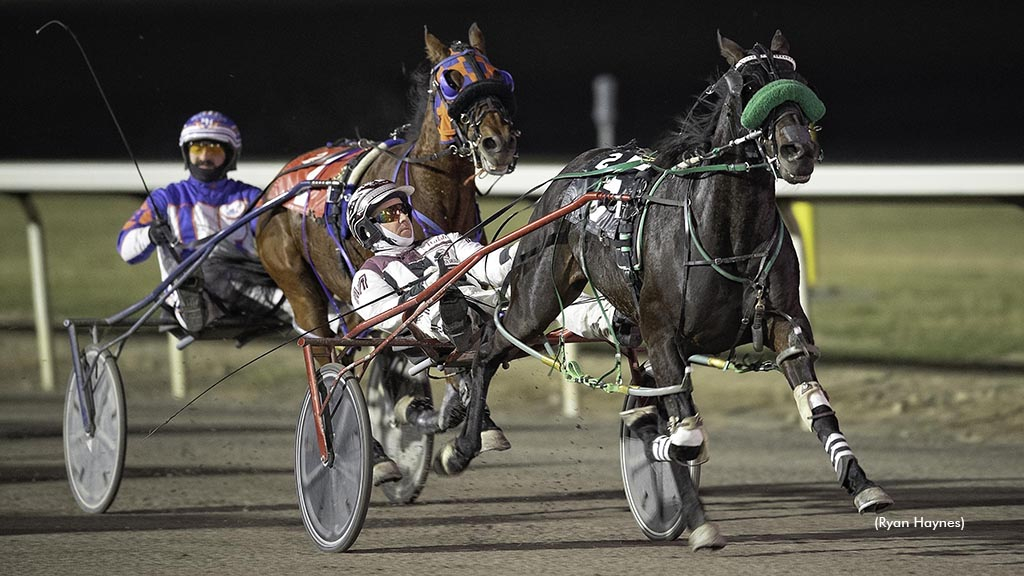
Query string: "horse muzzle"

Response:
xmin=774 ymin=124 xmax=818 ymax=184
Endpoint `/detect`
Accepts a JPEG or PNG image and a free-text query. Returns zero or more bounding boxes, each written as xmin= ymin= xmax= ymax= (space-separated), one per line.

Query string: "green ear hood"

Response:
xmin=740 ymin=79 xmax=825 ymax=130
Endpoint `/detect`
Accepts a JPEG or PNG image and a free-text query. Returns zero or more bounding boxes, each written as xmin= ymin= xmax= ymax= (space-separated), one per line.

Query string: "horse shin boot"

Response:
xmin=792 ymin=381 xmax=893 ymax=513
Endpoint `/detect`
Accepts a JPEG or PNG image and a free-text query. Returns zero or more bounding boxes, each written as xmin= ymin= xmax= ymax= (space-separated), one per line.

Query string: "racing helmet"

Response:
xmin=178 ymin=110 xmax=243 ymax=172
xmin=347 ymin=179 xmax=414 ymax=249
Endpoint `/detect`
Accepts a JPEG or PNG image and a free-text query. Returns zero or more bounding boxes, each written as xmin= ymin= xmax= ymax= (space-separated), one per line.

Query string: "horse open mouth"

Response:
xmin=478 ymin=145 xmax=517 ymax=175
xmin=481 ymin=157 xmax=511 ymax=175
xmin=781 ymin=165 xmax=814 ymax=184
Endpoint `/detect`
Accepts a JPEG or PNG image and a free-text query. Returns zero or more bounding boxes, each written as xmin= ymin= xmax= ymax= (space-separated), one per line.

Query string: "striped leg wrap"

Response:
xmin=650 ymin=419 xmax=706 ymax=463
xmin=825 ymin=433 xmax=856 ymax=482
xmin=651 ymin=435 xmax=674 ymax=462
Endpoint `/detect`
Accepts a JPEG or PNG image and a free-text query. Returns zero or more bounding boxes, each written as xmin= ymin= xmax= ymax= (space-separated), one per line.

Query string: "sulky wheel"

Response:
xmin=619 ymin=394 xmax=694 ymax=541
xmin=63 ymin=346 xmax=127 ymax=514
xmin=294 ymin=363 xmax=372 ymax=552
xmin=365 ymin=349 xmax=433 ymax=504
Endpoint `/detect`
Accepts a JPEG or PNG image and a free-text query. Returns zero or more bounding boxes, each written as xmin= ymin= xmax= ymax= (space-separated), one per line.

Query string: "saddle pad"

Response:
xmin=260 ymin=145 xmax=364 ymax=218
xmin=560 ymin=152 xmax=651 ymax=241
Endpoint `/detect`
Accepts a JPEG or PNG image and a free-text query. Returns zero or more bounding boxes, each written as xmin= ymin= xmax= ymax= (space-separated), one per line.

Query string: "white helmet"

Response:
xmin=347 ymin=179 xmax=414 ymax=249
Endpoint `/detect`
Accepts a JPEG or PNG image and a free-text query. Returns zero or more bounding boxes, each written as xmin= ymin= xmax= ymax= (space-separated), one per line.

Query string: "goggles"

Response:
xmin=372 ymin=203 xmax=411 ymax=224
xmin=187 ymin=141 xmax=225 ymax=155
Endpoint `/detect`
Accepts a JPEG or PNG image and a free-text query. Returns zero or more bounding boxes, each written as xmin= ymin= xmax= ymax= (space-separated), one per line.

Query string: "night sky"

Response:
xmin=4 ymin=1 xmax=1022 ymax=164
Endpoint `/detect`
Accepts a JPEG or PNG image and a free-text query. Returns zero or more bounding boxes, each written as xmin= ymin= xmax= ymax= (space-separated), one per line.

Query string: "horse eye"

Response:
xmin=443 ymin=70 xmax=464 ymax=93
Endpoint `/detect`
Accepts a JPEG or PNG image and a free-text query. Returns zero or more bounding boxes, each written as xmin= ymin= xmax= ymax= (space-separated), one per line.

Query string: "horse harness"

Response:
xmin=561 ymin=146 xmax=784 ymax=354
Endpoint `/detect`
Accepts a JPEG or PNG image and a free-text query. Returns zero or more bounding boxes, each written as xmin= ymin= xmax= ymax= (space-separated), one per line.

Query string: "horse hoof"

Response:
xmin=854 ymin=485 xmax=894 ymax=514
xmin=432 ymin=440 xmax=469 ymax=476
xmin=689 ymin=522 xmax=727 ymax=551
xmin=393 ymin=395 xmax=414 ymax=425
xmin=480 ymin=428 xmax=511 ymax=452
xmin=372 ymin=459 xmax=402 ymax=486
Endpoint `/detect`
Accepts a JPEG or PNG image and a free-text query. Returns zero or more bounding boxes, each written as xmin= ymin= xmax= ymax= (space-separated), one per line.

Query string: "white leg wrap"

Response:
xmin=669 ymin=423 xmax=705 ymax=448
xmin=650 ymin=415 xmax=708 ymax=463
xmin=793 ymin=381 xmax=832 ymax=432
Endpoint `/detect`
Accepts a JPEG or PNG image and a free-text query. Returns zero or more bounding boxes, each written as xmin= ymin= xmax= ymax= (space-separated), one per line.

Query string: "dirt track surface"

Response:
xmin=2 ymin=362 xmax=1023 ymax=575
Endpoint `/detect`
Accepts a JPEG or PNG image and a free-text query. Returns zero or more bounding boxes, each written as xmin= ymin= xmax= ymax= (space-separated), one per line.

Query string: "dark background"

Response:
xmin=4 ymin=1 xmax=1022 ymax=164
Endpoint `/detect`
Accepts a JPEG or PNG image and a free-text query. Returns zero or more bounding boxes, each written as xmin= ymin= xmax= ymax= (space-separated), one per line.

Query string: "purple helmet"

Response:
xmin=178 ymin=111 xmax=242 ymax=170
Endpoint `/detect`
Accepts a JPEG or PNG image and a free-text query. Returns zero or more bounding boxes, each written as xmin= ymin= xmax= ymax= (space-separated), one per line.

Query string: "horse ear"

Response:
xmin=770 ymin=30 xmax=790 ymax=55
xmin=425 ymin=27 xmax=448 ymax=63
xmin=718 ymin=30 xmax=746 ymax=66
xmin=468 ymin=22 xmax=487 ymax=55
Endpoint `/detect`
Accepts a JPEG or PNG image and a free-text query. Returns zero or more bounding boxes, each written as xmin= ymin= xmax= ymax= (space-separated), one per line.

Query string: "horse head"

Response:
xmin=718 ymin=31 xmax=824 ymax=184
xmin=424 ymin=23 xmax=519 ymax=175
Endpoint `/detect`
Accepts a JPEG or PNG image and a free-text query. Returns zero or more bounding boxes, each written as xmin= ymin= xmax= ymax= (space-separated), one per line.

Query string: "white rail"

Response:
xmin=3 ymin=161 xmax=1022 ymax=394
xmin=5 ymin=161 xmax=1024 ymax=199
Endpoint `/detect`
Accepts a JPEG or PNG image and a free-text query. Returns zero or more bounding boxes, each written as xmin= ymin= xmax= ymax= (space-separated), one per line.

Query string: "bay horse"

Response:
xmin=437 ymin=31 xmax=892 ymax=549
xmin=256 ymin=24 xmax=517 ymax=345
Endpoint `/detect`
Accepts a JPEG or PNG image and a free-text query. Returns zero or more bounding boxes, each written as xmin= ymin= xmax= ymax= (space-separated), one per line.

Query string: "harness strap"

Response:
xmin=411 ymin=209 xmax=447 ymax=238
xmin=683 ymin=251 xmax=770 ymax=267
xmin=300 ymin=210 xmax=345 ymax=330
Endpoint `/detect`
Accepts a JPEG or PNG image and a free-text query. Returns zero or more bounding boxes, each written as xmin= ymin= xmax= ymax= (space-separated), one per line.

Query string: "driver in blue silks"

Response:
xmin=116 ymin=111 xmax=290 ymax=333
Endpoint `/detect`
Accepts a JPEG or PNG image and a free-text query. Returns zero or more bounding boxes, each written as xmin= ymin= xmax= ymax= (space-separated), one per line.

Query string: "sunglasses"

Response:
xmin=372 ymin=203 xmax=411 ymax=224
xmin=187 ymin=141 xmax=224 ymax=155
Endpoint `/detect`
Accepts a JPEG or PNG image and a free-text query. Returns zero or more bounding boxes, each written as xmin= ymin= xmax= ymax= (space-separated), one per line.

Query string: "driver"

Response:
xmin=347 ymin=179 xmax=639 ymax=455
xmin=348 ymin=179 xmax=513 ymax=453
xmin=116 ymin=111 xmax=291 ymax=334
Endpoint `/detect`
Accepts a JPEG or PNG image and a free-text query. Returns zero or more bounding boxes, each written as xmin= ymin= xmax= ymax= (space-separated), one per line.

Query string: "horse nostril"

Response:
xmin=780 ymin=142 xmax=810 ymax=162
xmin=481 ymin=136 xmax=500 ymax=153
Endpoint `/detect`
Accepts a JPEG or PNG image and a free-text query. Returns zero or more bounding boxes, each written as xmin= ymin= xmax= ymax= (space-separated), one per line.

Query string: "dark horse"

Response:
xmin=256 ymin=24 xmax=517 ymax=349
xmin=437 ymin=31 xmax=892 ymax=549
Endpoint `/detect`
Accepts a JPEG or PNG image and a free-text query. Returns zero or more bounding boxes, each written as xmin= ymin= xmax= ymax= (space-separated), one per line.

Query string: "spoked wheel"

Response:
xmin=365 ymin=348 xmax=433 ymax=504
xmin=63 ymin=346 xmax=127 ymax=514
xmin=619 ymin=394 xmax=699 ymax=541
xmin=295 ymin=363 xmax=372 ymax=552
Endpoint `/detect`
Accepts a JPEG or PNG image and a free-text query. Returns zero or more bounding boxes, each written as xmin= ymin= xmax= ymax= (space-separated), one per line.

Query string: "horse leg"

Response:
xmin=432 ymin=322 xmax=507 ymax=475
xmin=621 ymin=330 xmax=723 ymax=550
xmin=434 ymin=232 xmax=587 ymax=475
xmin=770 ymin=317 xmax=894 ymax=513
xmin=256 ymin=213 xmax=333 ymax=363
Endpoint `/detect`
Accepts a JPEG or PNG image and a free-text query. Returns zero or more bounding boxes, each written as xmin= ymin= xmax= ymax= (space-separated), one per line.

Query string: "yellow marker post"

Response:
xmin=789 ymin=201 xmax=817 ymax=286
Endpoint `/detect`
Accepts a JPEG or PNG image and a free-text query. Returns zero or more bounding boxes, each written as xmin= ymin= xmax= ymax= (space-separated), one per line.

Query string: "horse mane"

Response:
xmin=653 ymin=72 xmax=729 ymax=167
xmin=400 ymin=62 xmax=432 ymax=142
